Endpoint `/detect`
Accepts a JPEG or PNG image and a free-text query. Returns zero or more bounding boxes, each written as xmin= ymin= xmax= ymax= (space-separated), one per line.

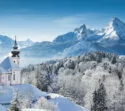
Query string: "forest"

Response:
xmin=21 ymin=52 xmax=125 ymax=111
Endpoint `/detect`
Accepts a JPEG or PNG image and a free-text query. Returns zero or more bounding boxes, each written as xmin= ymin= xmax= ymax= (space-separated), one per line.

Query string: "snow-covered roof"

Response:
xmin=0 ymin=67 xmax=8 ymax=74
xmin=0 ymin=56 xmax=20 ymax=74
xmin=0 ymin=104 xmax=7 ymax=111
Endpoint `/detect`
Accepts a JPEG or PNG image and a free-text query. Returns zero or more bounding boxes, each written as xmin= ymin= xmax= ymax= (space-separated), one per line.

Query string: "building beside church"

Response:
xmin=0 ymin=37 xmax=21 ymax=84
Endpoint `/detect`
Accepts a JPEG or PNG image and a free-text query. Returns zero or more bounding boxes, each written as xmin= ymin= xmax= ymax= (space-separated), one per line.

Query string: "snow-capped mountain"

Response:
xmin=21 ymin=24 xmax=93 ymax=58
xmin=74 ymin=24 xmax=88 ymax=40
xmin=18 ymin=38 xmax=35 ymax=48
xmin=21 ymin=23 xmax=103 ymax=60
xmin=53 ymin=24 xmax=98 ymax=43
xmin=61 ymin=41 xmax=96 ymax=57
xmin=61 ymin=17 xmax=125 ymax=57
xmin=1 ymin=17 xmax=125 ymax=66
xmin=20 ymin=17 xmax=125 ymax=66
xmin=53 ymin=32 xmax=77 ymax=43
xmin=21 ymin=24 xmax=99 ymax=58
xmin=100 ymin=17 xmax=125 ymax=41
xmin=0 ymin=35 xmax=13 ymax=56
xmin=53 ymin=24 xmax=89 ymax=43
xmin=0 ymin=35 xmax=35 ymax=62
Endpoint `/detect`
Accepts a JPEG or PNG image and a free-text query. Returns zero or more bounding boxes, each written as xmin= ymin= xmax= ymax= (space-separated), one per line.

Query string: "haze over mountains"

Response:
xmin=22 ymin=17 xmax=125 ymax=57
xmin=0 ymin=17 xmax=125 ymax=65
xmin=0 ymin=36 xmax=34 ymax=55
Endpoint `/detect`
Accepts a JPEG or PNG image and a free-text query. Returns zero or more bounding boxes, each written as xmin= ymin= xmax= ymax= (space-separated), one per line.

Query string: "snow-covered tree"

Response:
xmin=92 ymin=83 xmax=107 ymax=111
xmin=35 ymin=97 xmax=58 ymax=111
xmin=37 ymin=65 xmax=54 ymax=92
xmin=21 ymin=52 xmax=125 ymax=110
xmin=9 ymin=91 xmax=21 ymax=111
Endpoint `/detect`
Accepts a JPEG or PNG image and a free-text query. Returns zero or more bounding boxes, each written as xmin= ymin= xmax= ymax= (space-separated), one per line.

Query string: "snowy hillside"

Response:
xmin=21 ymin=41 xmax=76 ymax=58
xmin=21 ymin=52 xmax=125 ymax=111
xmin=0 ymin=84 xmax=88 ymax=111
xmin=53 ymin=32 xmax=77 ymax=43
xmin=0 ymin=104 xmax=7 ymax=111
xmin=60 ymin=40 xmax=96 ymax=57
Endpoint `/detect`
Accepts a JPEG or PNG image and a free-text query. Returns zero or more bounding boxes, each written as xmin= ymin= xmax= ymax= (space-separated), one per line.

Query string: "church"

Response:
xmin=0 ymin=37 xmax=21 ymax=84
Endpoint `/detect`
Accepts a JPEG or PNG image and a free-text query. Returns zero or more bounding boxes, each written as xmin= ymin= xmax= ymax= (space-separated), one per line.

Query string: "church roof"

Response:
xmin=0 ymin=67 xmax=8 ymax=74
xmin=0 ymin=56 xmax=20 ymax=74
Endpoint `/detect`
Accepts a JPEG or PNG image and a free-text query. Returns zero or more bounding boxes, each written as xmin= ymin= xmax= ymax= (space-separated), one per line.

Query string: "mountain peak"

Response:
xmin=74 ymin=24 xmax=87 ymax=40
xmin=26 ymin=38 xmax=34 ymax=42
xmin=80 ymin=24 xmax=86 ymax=29
xmin=109 ymin=17 xmax=125 ymax=28
xmin=111 ymin=17 xmax=121 ymax=22
xmin=102 ymin=17 xmax=125 ymax=41
xmin=75 ymin=24 xmax=87 ymax=31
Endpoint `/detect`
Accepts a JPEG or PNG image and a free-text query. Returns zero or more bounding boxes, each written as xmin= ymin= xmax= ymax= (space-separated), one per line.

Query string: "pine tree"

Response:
xmin=92 ymin=83 xmax=107 ymax=111
xmin=37 ymin=65 xmax=53 ymax=92
xmin=9 ymin=91 xmax=21 ymax=111
xmin=111 ymin=55 xmax=117 ymax=64
xmin=92 ymin=90 xmax=98 ymax=111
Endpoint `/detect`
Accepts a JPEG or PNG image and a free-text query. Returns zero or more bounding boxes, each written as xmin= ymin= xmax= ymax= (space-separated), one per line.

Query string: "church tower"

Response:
xmin=11 ymin=36 xmax=20 ymax=66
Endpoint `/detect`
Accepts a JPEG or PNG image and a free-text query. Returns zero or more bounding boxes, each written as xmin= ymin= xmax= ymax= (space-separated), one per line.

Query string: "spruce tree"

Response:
xmin=92 ymin=83 xmax=107 ymax=111
xmin=9 ymin=91 xmax=21 ymax=111
xmin=92 ymin=90 xmax=98 ymax=111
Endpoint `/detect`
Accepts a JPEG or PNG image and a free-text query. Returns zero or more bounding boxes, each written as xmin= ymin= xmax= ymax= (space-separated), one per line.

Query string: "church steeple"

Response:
xmin=13 ymin=36 xmax=18 ymax=49
xmin=11 ymin=36 xmax=20 ymax=57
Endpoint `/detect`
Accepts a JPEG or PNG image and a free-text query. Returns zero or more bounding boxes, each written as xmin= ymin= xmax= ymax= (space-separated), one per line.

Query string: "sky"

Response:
xmin=0 ymin=0 xmax=125 ymax=42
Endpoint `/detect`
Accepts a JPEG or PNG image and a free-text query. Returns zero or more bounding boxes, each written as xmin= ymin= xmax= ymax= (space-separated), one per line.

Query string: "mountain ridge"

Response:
xmin=20 ymin=17 xmax=125 ymax=66
xmin=0 ymin=17 xmax=125 ymax=66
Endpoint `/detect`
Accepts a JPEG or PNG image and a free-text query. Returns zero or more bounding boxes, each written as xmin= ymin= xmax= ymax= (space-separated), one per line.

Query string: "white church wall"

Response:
xmin=0 ymin=74 xmax=11 ymax=84
xmin=11 ymin=70 xmax=21 ymax=84
xmin=12 ymin=57 xmax=20 ymax=66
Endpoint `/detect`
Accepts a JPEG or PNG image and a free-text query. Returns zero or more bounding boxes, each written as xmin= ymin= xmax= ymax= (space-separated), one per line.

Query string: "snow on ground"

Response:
xmin=0 ymin=84 xmax=47 ymax=104
xmin=0 ymin=84 xmax=88 ymax=111
xmin=22 ymin=109 xmax=48 ymax=111
xmin=51 ymin=95 xmax=88 ymax=111
xmin=0 ymin=104 xmax=7 ymax=111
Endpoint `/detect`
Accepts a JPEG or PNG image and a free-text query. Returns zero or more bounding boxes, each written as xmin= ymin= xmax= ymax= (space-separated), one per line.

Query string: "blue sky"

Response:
xmin=0 ymin=0 xmax=125 ymax=41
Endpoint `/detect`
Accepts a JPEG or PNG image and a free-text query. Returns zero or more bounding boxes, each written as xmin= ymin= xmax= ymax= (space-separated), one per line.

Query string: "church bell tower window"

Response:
xmin=13 ymin=73 xmax=15 ymax=80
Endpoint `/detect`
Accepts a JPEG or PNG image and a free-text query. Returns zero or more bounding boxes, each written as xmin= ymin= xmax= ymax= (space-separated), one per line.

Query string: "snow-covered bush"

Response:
xmin=34 ymin=97 xmax=58 ymax=111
